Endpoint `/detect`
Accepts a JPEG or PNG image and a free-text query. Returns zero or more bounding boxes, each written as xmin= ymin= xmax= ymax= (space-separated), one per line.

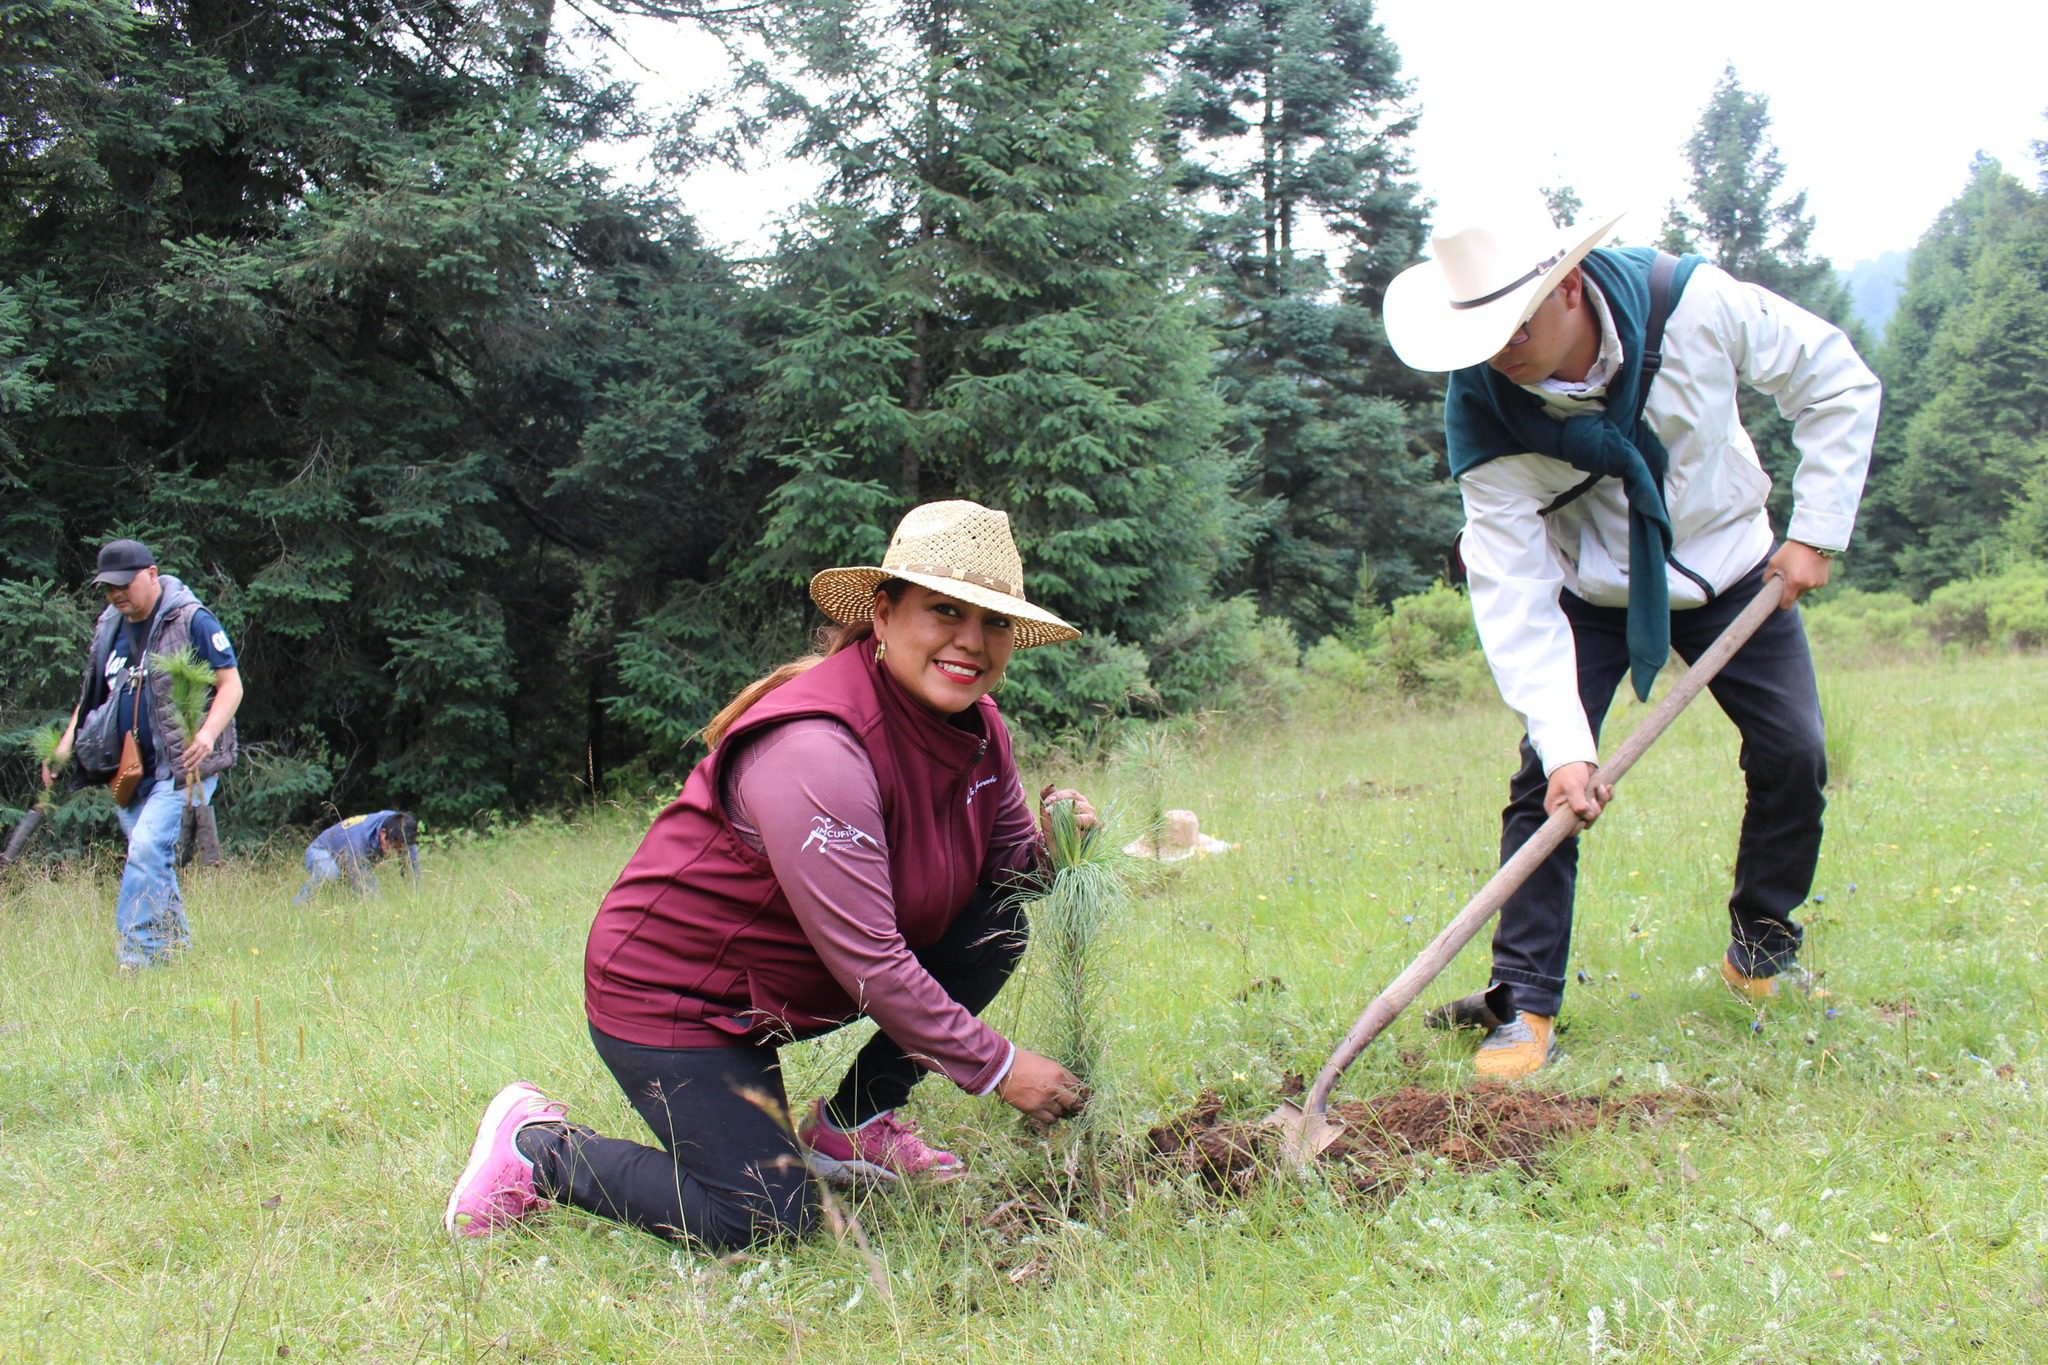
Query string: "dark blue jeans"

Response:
xmin=1489 ymin=561 xmax=1826 ymax=1017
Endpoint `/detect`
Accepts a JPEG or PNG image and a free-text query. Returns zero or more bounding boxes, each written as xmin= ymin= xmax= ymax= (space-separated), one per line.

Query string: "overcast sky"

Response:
xmin=1376 ymin=0 xmax=2048 ymax=265
xmin=594 ymin=1 xmax=2048 ymax=268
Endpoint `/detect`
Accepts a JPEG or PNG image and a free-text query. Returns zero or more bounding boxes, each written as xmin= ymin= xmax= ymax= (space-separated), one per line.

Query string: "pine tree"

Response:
xmin=1660 ymin=66 xmax=1854 ymax=319
xmin=1858 ymin=153 xmax=2048 ymax=592
xmin=1659 ymin=65 xmax=1866 ymax=535
xmin=741 ymin=0 xmax=1247 ymax=715
xmin=1162 ymin=0 xmax=1455 ymax=638
xmin=0 ymin=1 xmax=758 ymax=823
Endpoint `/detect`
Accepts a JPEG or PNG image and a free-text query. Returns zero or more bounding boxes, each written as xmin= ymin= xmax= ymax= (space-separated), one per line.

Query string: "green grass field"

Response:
xmin=2 ymin=648 xmax=2044 ymax=1362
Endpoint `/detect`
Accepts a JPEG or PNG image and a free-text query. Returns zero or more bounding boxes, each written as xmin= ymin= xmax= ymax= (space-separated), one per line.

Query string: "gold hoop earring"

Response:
xmin=992 ymin=671 xmax=1007 ymax=694
xmin=875 ymin=639 xmax=887 ymax=663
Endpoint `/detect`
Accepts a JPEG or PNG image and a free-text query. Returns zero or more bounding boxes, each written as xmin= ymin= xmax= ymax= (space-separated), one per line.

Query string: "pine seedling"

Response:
xmin=27 ymin=721 xmax=66 ymax=812
xmin=1022 ymin=799 xmax=1133 ymax=1202
xmin=153 ymin=645 xmax=215 ymax=804
xmin=1032 ymin=800 xmax=1131 ymax=1093
xmin=3 ymin=721 xmax=69 ymax=867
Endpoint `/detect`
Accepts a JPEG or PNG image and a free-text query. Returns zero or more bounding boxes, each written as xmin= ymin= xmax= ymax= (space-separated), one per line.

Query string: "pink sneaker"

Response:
xmin=444 ymin=1081 xmax=566 ymax=1237
xmin=796 ymin=1101 xmax=965 ymax=1186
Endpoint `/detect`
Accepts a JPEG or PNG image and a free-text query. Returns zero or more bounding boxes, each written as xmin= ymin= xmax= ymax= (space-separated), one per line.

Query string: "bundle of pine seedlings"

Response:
xmin=152 ymin=645 xmax=225 ymax=866
xmin=1 ymin=721 xmax=67 ymax=869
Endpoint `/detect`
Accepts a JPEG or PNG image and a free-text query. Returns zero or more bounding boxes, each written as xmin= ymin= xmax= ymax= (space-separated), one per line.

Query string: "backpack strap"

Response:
xmin=1638 ymin=249 xmax=1681 ymax=398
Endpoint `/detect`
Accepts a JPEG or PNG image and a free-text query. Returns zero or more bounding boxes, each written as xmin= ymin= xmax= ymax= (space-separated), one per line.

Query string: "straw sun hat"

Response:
xmin=1121 ymin=809 xmax=1231 ymax=863
xmin=809 ymin=500 xmax=1081 ymax=649
xmin=1382 ymin=200 xmax=1626 ymax=373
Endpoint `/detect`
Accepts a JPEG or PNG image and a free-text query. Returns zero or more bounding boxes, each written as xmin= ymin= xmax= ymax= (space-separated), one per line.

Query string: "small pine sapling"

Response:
xmin=1023 ymin=799 xmax=1133 ymax=1199
xmin=1035 ymin=800 xmax=1127 ymax=1088
xmin=153 ymin=646 xmax=215 ymax=804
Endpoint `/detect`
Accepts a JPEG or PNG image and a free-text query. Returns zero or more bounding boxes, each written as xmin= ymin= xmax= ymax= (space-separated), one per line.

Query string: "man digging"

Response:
xmin=1381 ymin=196 xmax=1880 ymax=1079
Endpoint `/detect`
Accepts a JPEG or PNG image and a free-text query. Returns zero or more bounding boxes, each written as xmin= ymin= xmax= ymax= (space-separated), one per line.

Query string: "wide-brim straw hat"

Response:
xmin=810 ymin=500 xmax=1081 ymax=649
xmin=1122 ymin=809 xmax=1231 ymax=863
xmin=1383 ymin=202 xmax=1626 ymax=373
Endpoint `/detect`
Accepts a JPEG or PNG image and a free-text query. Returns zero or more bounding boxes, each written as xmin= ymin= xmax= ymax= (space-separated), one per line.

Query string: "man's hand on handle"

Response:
xmin=1768 ymin=541 xmax=1833 ymax=608
xmin=1545 ymin=760 xmax=1615 ymax=828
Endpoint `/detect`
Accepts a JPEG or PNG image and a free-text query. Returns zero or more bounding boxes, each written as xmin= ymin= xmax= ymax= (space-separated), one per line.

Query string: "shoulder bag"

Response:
xmin=109 ymin=674 xmax=147 ymax=807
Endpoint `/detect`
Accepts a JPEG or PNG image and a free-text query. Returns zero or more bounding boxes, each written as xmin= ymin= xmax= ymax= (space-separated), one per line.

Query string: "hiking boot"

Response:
xmin=1720 ymin=956 xmax=1827 ymax=1005
xmin=444 ymin=1081 xmax=567 ymax=1237
xmin=1473 ymin=1011 xmax=1557 ymax=1081
xmin=1424 ymin=983 xmax=1512 ymax=1032
xmin=797 ymin=1101 xmax=965 ymax=1186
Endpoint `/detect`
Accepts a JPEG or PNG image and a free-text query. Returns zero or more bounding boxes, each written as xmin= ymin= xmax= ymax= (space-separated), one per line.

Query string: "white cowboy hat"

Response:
xmin=1382 ymin=202 xmax=1626 ymax=373
xmin=1122 ymin=809 xmax=1232 ymax=863
xmin=810 ymin=500 xmax=1081 ymax=649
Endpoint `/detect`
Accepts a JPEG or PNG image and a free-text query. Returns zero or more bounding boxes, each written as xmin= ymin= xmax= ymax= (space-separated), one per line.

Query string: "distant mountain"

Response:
xmin=1840 ymin=250 xmax=1910 ymax=341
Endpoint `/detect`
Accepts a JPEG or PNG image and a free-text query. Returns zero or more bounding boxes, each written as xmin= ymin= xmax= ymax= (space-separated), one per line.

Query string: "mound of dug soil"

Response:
xmin=1146 ymin=1085 xmax=1671 ymax=1196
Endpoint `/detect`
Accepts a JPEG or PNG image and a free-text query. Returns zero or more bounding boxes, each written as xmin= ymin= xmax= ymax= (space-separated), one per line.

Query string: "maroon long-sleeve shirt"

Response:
xmin=724 ymin=716 xmax=1041 ymax=1091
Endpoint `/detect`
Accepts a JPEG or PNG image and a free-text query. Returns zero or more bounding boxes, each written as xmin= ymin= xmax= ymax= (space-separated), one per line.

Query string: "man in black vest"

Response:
xmin=1382 ymin=199 xmax=1880 ymax=1078
xmin=45 ymin=539 xmax=245 ymax=971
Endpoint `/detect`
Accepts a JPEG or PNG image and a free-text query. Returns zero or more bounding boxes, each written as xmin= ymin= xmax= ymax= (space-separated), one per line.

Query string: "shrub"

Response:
xmin=1304 ymin=583 xmax=1491 ymax=702
xmin=1803 ymin=586 xmax=1934 ymax=653
xmin=1927 ymin=562 xmax=2048 ymax=648
xmin=1927 ymin=576 xmax=1999 ymax=646
xmin=1367 ymin=581 xmax=1491 ymax=699
xmin=1302 ymin=635 xmax=1377 ymax=691
xmin=1146 ymin=597 xmax=1301 ymax=716
xmin=1003 ymin=635 xmax=1156 ymax=749
xmin=1984 ymin=563 xmax=2048 ymax=648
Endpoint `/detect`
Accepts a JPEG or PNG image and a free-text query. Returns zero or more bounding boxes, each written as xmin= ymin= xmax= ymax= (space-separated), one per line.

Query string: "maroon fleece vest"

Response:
xmin=584 ymin=639 xmax=1016 ymax=1049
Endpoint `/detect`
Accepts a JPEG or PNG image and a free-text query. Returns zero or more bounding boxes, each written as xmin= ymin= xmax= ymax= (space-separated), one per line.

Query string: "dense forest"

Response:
xmin=3 ymin=2 xmax=2044 ymax=833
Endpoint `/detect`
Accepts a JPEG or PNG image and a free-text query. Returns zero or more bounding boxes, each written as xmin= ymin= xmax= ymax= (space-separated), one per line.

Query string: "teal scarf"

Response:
xmin=1444 ymin=247 xmax=1702 ymax=700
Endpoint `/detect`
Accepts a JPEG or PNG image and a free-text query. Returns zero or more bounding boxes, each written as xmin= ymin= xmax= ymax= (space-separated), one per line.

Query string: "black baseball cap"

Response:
xmin=92 ymin=538 xmax=156 ymax=587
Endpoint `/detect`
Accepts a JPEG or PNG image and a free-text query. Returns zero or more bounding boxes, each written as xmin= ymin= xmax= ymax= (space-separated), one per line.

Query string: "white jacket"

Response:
xmin=1456 ymin=263 xmax=1880 ymax=774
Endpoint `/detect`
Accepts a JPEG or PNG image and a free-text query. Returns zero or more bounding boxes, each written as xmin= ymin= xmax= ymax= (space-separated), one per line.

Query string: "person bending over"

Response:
xmin=294 ymin=810 xmax=419 ymax=903
xmin=1381 ymin=195 xmax=1879 ymax=1078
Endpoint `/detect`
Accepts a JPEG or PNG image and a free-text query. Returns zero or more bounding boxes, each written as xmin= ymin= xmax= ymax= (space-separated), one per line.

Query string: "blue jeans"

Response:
xmin=294 ymin=847 xmax=377 ymax=903
xmin=1489 ymin=561 xmax=1826 ymax=1016
xmin=113 ymin=775 xmax=219 ymax=968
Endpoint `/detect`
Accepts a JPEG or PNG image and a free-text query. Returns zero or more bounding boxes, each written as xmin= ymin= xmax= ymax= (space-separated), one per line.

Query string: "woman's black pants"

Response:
xmin=521 ymin=884 xmax=1027 ymax=1250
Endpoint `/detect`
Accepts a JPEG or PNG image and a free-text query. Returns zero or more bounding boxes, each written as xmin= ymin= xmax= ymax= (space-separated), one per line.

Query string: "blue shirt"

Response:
xmin=311 ymin=812 xmax=405 ymax=866
xmin=104 ymin=607 xmax=237 ymax=766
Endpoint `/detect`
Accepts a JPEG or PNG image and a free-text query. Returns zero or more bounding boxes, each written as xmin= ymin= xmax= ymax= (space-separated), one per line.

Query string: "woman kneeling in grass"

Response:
xmin=447 ymin=501 xmax=1094 ymax=1248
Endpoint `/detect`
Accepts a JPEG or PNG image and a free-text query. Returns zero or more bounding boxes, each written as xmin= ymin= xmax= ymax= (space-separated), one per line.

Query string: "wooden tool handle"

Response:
xmin=1298 ymin=576 xmax=1788 ymax=1118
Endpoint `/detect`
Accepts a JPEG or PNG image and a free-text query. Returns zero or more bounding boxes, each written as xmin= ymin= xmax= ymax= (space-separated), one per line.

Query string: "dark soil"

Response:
xmin=1147 ymin=1084 xmax=1675 ymax=1197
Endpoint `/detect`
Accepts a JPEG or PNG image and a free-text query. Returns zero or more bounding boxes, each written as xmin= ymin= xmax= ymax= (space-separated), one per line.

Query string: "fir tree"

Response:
xmin=1859 ymin=153 xmax=2048 ymax=592
xmin=0 ymin=1 xmax=758 ymax=823
xmin=1659 ymin=65 xmax=1866 ymax=537
xmin=1162 ymin=0 xmax=1455 ymax=637
xmin=742 ymin=0 xmax=1248 ymax=714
